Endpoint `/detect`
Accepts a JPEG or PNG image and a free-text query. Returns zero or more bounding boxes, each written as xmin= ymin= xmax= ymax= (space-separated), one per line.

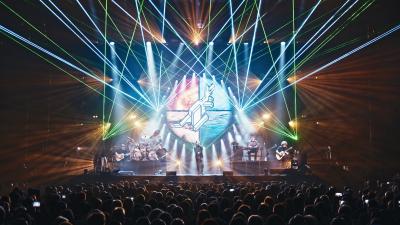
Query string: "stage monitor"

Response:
xmin=166 ymin=171 xmax=177 ymax=176
xmin=223 ymin=171 xmax=233 ymax=176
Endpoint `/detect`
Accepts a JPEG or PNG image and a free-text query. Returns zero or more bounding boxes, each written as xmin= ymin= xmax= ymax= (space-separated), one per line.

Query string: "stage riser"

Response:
xmin=116 ymin=161 xmax=167 ymax=175
xmin=114 ymin=161 xmax=291 ymax=176
xmin=231 ymin=161 xmax=269 ymax=175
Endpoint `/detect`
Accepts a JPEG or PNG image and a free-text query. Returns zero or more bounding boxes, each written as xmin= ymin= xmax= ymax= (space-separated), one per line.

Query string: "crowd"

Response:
xmin=0 ymin=178 xmax=399 ymax=225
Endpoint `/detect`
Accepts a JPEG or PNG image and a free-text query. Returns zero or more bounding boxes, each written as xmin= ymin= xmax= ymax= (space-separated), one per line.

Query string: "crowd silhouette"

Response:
xmin=0 ymin=179 xmax=399 ymax=225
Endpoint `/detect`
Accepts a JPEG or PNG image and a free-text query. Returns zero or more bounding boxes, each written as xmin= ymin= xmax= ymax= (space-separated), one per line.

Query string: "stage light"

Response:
xmin=134 ymin=121 xmax=141 ymax=127
xmin=209 ymin=41 xmax=214 ymax=46
xmin=110 ymin=41 xmax=115 ymax=46
xmin=262 ymin=113 xmax=271 ymax=120
xmin=137 ymin=79 xmax=145 ymax=85
xmin=160 ymin=38 xmax=166 ymax=44
xmin=281 ymin=41 xmax=286 ymax=46
xmin=76 ymin=146 xmax=82 ymax=151
xmin=316 ymin=121 xmax=320 ymax=125
xmin=146 ymin=41 xmax=151 ymax=45
xmin=193 ymin=33 xmax=201 ymax=45
xmin=215 ymin=159 xmax=222 ymax=167
xmin=129 ymin=114 xmax=136 ymax=120
xmin=176 ymin=159 xmax=181 ymax=166
xmin=244 ymin=42 xmax=248 ymax=45
xmin=228 ymin=35 xmax=236 ymax=44
xmin=287 ymin=76 xmax=296 ymax=83
xmin=196 ymin=21 xmax=204 ymax=29
xmin=288 ymin=120 xmax=297 ymax=128
xmin=263 ymin=38 xmax=276 ymax=44
xmin=258 ymin=121 xmax=265 ymax=126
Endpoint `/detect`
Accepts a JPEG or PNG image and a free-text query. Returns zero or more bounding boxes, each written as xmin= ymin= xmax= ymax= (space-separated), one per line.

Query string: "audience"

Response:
xmin=0 ymin=179 xmax=399 ymax=225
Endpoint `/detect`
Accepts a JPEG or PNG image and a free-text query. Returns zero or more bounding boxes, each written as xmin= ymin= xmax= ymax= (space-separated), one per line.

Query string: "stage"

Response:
xmin=110 ymin=158 xmax=298 ymax=176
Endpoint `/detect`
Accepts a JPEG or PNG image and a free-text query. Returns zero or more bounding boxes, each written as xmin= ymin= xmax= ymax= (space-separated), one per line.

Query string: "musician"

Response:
xmin=194 ymin=142 xmax=204 ymax=175
xmin=156 ymin=147 xmax=167 ymax=162
xmin=275 ymin=141 xmax=293 ymax=168
xmin=247 ymin=137 xmax=259 ymax=161
xmin=231 ymin=141 xmax=242 ymax=161
xmin=276 ymin=141 xmax=289 ymax=153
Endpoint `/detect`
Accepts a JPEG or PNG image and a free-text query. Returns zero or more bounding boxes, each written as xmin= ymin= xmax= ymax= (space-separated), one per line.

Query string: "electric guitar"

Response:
xmin=275 ymin=147 xmax=293 ymax=161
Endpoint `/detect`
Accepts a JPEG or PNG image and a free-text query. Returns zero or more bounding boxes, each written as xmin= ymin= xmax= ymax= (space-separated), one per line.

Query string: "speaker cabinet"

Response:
xmin=166 ymin=171 xmax=177 ymax=176
xmin=223 ymin=171 xmax=233 ymax=176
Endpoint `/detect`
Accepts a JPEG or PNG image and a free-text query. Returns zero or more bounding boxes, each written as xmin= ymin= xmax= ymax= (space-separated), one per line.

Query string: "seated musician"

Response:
xmin=247 ymin=137 xmax=259 ymax=161
xmin=276 ymin=141 xmax=288 ymax=154
xmin=275 ymin=141 xmax=292 ymax=162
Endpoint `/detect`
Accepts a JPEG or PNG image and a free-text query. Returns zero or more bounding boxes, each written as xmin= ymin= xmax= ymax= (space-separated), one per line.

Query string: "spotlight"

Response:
xmin=193 ymin=33 xmax=201 ymax=45
xmin=264 ymin=38 xmax=276 ymax=44
xmin=134 ymin=121 xmax=141 ymax=127
xmin=262 ymin=113 xmax=271 ymax=120
xmin=110 ymin=41 xmax=115 ymax=46
xmin=281 ymin=41 xmax=286 ymax=46
xmin=215 ymin=159 xmax=222 ymax=167
xmin=176 ymin=160 xmax=181 ymax=166
xmin=160 ymin=38 xmax=166 ymax=44
xmin=228 ymin=36 xmax=236 ymax=44
xmin=196 ymin=21 xmax=204 ymax=29
xmin=209 ymin=41 xmax=214 ymax=46
xmin=76 ymin=146 xmax=82 ymax=151
xmin=129 ymin=114 xmax=136 ymax=120
xmin=316 ymin=121 xmax=320 ymax=125
xmin=287 ymin=76 xmax=296 ymax=83
xmin=146 ymin=41 xmax=151 ymax=45
xmin=258 ymin=121 xmax=265 ymax=126
xmin=288 ymin=120 xmax=297 ymax=128
xmin=244 ymin=42 xmax=248 ymax=45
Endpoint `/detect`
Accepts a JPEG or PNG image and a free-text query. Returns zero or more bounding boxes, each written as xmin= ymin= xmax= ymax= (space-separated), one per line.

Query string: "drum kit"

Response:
xmin=113 ymin=136 xmax=168 ymax=162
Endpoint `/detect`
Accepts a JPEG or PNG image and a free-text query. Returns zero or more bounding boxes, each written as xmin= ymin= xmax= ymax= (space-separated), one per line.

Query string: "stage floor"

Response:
xmin=114 ymin=160 xmax=291 ymax=176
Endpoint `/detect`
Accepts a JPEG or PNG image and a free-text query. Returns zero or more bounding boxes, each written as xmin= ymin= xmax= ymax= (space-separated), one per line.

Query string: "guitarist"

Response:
xmin=194 ymin=142 xmax=204 ymax=175
xmin=276 ymin=141 xmax=291 ymax=161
